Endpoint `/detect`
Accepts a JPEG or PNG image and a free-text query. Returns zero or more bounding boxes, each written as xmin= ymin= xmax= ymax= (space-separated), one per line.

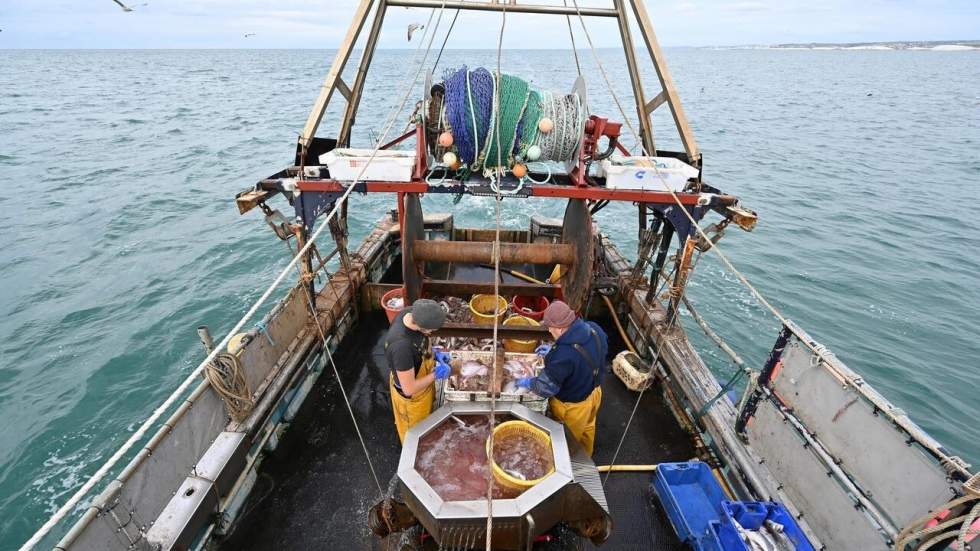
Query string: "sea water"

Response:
xmin=1 ymin=48 xmax=978 ymax=548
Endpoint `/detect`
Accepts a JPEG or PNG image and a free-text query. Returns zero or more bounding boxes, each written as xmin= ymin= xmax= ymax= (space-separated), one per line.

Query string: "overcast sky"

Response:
xmin=1 ymin=0 xmax=977 ymax=49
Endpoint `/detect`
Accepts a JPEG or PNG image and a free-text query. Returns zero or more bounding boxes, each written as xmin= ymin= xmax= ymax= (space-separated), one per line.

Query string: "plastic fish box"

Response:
xmin=651 ymin=461 xmax=728 ymax=546
xmin=600 ymin=155 xmax=699 ymax=191
xmin=437 ymin=350 xmax=547 ymax=413
xmin=319 ymin=148 xmax=415 ymax=182
xmin=703 ymin=501 xmax=815 ymax=551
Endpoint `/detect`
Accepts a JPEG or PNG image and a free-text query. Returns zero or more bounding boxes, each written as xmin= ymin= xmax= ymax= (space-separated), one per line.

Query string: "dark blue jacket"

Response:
xmin=531 ymin=318 xmax=608 ymax=403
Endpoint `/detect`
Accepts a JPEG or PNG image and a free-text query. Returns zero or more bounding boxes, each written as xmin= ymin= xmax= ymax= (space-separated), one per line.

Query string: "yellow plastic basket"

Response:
xmin=502 ymin=315 xmax=541 ymax=353
xmin=486 ymin=420 xmax=555 ymax=492
xmin=469 ymin=294 xmax=508 ymax=326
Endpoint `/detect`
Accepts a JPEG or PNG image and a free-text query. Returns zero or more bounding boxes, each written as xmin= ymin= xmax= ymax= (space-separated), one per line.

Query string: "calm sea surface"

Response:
xmin=1 ymin=48 xmax=978 ymax=546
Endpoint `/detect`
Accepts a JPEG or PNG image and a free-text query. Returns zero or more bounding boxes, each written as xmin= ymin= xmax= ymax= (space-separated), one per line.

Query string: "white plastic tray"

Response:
xmin=437 ymin=350 xmax=547 ymax=413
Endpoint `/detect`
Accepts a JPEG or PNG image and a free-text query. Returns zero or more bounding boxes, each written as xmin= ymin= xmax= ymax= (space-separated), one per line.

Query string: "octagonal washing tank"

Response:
xmin=396 ymin=402 xmax=612 ymax=550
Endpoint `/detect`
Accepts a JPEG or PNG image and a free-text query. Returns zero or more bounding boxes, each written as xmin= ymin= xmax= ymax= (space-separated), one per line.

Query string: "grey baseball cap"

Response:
xmin=410 ymin=299 xmax=447 ymax=330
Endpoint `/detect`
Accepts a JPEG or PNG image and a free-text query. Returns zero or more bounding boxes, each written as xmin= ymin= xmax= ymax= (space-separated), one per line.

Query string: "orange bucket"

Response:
xmin=381 ymin=287 xmax=405 ymax=323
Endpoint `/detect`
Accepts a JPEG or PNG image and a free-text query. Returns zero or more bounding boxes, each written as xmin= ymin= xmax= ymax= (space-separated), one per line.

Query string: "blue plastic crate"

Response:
xmin=704 ymin=500 xmax=815 ymax=551
xmin=651 ymin=462 xmax=728 ymax=546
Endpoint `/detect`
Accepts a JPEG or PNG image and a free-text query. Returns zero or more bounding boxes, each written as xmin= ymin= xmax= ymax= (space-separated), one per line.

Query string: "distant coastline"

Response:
xmin=717 ymin=40 xmax=979 ymax=51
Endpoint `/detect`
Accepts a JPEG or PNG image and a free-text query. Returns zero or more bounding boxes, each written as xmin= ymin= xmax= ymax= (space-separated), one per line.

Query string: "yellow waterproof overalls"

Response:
xmin=548 ymin=328 xmax=604 ymax=455
xmin=388 ymin=338 xmax=435 ymax=443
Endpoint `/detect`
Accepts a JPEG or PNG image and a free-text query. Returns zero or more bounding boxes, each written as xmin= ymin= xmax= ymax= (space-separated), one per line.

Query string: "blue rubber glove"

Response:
xmin=515 ymin=376 xmax=534 ymax=389
xmin=534 ymin=344 xmax=552 ymax=357
xmin=433 ymin=349 xmax=451 ymax=365
xmin=434 ymin=360 xmax=451 ymax=380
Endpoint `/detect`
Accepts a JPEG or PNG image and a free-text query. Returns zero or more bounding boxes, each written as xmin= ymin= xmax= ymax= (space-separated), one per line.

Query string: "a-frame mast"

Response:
xmin=296 ymin=0 xmax=701 ymax=166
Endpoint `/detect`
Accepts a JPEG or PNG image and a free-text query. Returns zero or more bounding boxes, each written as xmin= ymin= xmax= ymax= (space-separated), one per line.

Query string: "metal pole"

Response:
xmin=386 ymin=0 xmax=618 ymax=17
xmin=666 ymin=237 xmax=696 ymax=322
xmin=646 ymin=223 xmax=674 ymax=303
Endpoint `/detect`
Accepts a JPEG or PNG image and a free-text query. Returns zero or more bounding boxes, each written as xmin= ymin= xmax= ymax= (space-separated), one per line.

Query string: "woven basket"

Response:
xmin=612 ymin=350 xmax=653 ymax=392
xmin=486 ymin=421 xmax=554 ymax=492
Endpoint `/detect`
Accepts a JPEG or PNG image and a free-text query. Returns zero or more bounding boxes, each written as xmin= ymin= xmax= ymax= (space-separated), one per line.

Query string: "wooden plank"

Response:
xmin=335 ymin=78 xmax=353 ymax=101
xmin=629 ymin=0 xmax=701 ymax=163
xmin=298 ymin=0 xmax=376 ymax=149
xmin=613 ymin=0 xmax=656 ymax=154
xmin=644 ymin=90 xmax=668 ymax=115
xmin=235 ymin=189 xmax=268 ymax=214
xmin=339 ymin=1 xmax=388 ymax=146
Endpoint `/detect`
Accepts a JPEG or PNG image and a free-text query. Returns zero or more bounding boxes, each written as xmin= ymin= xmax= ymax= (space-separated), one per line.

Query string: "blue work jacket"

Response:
xmin=532 ymin=318 xmax=609 ymax=403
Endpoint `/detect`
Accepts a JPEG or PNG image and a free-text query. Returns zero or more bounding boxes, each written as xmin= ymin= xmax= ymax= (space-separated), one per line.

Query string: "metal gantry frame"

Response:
xmin=297 ymin=0 xmax=701 ymax=166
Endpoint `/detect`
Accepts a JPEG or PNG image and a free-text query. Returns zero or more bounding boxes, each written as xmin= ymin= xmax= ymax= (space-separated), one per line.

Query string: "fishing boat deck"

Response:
xmin=218 ymin=306 xmax=695 ymax=550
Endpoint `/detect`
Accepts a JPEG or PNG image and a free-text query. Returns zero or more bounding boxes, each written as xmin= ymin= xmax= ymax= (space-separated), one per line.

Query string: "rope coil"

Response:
xmin=205 ymin=353 xmax=254 ymax=422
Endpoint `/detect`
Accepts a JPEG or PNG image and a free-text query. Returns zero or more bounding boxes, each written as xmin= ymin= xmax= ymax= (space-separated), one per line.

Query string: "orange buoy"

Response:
xmin=438 ymin=131 xmax=454 ymax=147
xmin=449 ymin=159 xmax=462 ymax=170
xmin=512 ymin=162 xmax=528 ymax=178
xmin=538 ymin=117 xmax=554 ymax=134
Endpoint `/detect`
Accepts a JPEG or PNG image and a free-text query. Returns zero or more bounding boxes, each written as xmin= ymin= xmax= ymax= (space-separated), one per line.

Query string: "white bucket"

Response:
xmin=319 ymin=148 xmax=416 ymax=182
xmin=600 ymin=155 xmax=699 ymax=191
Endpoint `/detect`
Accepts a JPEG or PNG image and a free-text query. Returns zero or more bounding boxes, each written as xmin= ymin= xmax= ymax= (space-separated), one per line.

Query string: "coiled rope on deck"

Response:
xmin=205 ymin=353 xmax=254 ymax=422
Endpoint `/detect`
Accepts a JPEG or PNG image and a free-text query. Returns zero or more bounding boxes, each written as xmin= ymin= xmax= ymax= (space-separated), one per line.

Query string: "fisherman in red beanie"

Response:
xmin=515 ymin=300 xmax=608 ymax=455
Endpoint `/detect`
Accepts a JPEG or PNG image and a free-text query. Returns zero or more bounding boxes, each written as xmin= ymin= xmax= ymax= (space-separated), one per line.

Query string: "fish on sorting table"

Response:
xmin=503 ymin=359 xmax=535 ymax=379
xmin=460 ymin=360 xmax=489 ymax=378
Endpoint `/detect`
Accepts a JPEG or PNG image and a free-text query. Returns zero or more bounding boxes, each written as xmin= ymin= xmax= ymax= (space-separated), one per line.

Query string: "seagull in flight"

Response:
xmin=112 ymin=0 xmax=134 ymax=12
xmin=407 ymin=23 xmax=423 ymax=42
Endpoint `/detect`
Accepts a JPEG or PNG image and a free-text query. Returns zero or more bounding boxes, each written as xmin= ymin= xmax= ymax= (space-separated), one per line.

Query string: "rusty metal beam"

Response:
xmin=412 ymin=241 xmax=575 ymax=265
xmin=433 ymin=322 xmax=551 ymax=341
xmin=386 ymin=0 xmax=618 ymax=17
xmin=294 ymin=180 xmax=714 ymax=205
xmin=422 ymin=280 xmax=559 ymax=298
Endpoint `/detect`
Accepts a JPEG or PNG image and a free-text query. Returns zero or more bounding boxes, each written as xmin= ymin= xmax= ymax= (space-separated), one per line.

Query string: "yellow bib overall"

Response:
xmin=549 ymin=386 xmax=603 ymax=455
xmin=389 ymin=350 xmax=435 ymax=443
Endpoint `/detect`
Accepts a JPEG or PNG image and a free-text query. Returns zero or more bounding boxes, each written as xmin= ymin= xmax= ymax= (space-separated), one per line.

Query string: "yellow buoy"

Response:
xmin=227 ymin=333 xmax=248 ymax=354
xmin=442 ymin=151 xmax=458 ymax=166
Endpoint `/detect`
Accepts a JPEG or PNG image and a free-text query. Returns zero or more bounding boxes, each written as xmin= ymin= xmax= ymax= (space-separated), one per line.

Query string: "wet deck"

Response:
xmin=218 ymin=309 xmax=695 ymax=550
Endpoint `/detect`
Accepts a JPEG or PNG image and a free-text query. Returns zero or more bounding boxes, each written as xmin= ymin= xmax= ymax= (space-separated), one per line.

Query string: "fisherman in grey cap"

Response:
xmin=384 ymin=298 xmax=450 ymax=443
